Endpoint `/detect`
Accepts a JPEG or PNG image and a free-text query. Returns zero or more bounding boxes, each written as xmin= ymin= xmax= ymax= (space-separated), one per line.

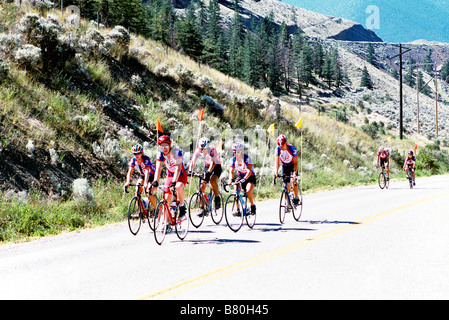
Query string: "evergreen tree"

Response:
xmin=202 ymin=0 xmax=225 ymax=69
xmin=360 ymin=66 xmax=373 ymax=89
xmin=417 ymin=70 xmax=431 ymax=96
xmin=176 ymin=5 xmax=204 ymax=59
xmin=441 ymin=59 xmax=449 ymax=83
xmin=391 ymin=68 xmax=399 ymax=80
xmin=331 ymin=49 xmax=343 ymax=88
xmin=313 ymin=42 xmax=324 ymax=78
xmin=322 ymin=51 xmax=333 ymax=89
xmin=366 ymin=43 xmax=377 ymax=67
xmin=404 ymin=57 xmax=416 ymax=87
xmin=423 ymin=49 xmax=434 ymax=74
xmin=227 ymin=3 xmax=245 ymax=79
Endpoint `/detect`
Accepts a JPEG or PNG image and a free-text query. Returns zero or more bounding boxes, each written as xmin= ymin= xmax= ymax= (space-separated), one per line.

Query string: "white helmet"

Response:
xmin=199 ymin=137 xmax=210 ymax=149
xmin=232 ymin=141 xmax=244 ymax=151
xmin=378 ymin=146 xmax=384 ymax=153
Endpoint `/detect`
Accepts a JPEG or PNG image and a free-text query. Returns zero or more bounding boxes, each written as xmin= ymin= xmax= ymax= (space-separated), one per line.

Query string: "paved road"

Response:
xmin=1 ymin=175 xmax=448 ymax=300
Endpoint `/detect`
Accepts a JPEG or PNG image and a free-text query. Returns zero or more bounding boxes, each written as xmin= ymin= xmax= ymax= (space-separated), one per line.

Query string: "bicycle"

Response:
xmin=188 ymin=173 xmax=224 ymax=228
xmin=223 ymin=180 xmax=256 ymax=232
xmin=124 ymin=184 xmax=158 ymax=235
xmin=377 ymin=164 xmax=389 ymax=189
xmin=153 ymin=185 xmax=189 ymax=245
xmin=406 ymin=165 xmax=414 ymax=189
xmin=274 ymin=174 xmax=303 ymax=224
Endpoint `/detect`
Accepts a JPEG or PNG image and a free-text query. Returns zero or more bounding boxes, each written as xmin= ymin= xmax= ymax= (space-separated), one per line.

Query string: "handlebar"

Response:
xmin=222 ymin=180 xmax=244 ymax=193
xmin=124 ymin=183 xmax=153 ymax=196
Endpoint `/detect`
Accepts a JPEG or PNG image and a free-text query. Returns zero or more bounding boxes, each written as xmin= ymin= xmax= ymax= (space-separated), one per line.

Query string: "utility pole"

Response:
xmin=389 ymin=44 xmax=411 ymax=140
xmin=435 ymin=68 xmax=439 ymax=137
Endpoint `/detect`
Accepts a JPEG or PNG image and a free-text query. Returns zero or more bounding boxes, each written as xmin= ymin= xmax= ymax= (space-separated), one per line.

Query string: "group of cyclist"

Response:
xmin=376 ymin=146 xmax=417 ymax=186
xmin=124 ymin=131 xmax=418 ymax=221
xmin=123 ymin=133 xmax=301 ymax=219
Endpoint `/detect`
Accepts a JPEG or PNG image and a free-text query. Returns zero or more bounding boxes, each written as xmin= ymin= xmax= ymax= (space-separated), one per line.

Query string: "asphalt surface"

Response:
xmin=1 ymin=175 xmax=448 ymax=300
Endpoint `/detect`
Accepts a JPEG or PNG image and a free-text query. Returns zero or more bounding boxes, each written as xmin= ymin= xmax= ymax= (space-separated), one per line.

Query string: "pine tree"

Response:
xmin=227 ymin=3 xmax=245 ymax=79
xmin=360 ymin=66 xmax=373 ymax=89
xmin=366 ymin=43 xmax=377 ymax=67
xmin=391 ymin=68 xmax=399 ymax=80
xmin=176 ymin=5 xmax=204 ymax=59
xmin=322 ymin=51 xmax=333 ymax=89
xmin=331 ymin=49 xmax=343 ymax=88
xmin=202 ymin=0 xmax=225 ymax=69
xmin=313 ymin=42 xmax=324 ymax=78
xmin=423 ymin=49 xmax=434 ymax=74
xmin=417 ymin=70 xmax=431 ymax=96
xmin=404 ymin=57 xmax=416 ymax=87
xmin=441 ymin=59 xmax=449 ymax=83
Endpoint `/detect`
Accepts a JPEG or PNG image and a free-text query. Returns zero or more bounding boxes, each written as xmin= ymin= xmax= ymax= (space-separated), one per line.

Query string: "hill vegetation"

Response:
xmin=0 ymin=1 xmax=448 ymax=242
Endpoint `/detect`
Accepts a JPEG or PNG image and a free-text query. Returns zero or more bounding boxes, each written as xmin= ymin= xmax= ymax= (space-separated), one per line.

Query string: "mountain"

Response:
xmin=208 ymin=0 xmax=383 ymax=42
xmin=283 ymin=0 xmax=449 ymax=43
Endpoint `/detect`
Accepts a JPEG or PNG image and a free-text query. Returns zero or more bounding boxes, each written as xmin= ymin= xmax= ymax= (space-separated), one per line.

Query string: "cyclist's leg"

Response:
xmin=136 ymin=177 xmax=145 ymax=194
xmin=244 ymin=176 xmax=257 ymax=213
xmin=147 ymin=174 xmax=157 ymax=209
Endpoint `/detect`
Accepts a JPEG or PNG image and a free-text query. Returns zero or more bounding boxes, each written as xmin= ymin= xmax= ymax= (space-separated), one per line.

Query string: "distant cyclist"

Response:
xmin=228 ymin=142 xmax=256 ymax=215
xmin=124 ymin=144 xmax=157 ymax=211
xmin=188 ymin=137 xmax=222 ymax=209
xmin=376 ymin=146 xmax=390 ymax=181
xmin=273 ymin=134 xmax=300 ymax=205
xmin=403 ymin=150 xmax=416 ymax=186
xmin=152 ymin=135 xmax=188 ymax=219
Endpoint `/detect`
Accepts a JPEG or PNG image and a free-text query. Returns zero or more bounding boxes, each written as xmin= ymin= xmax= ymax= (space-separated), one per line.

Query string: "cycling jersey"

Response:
xmin=406 ymin=156 xmax=416 ymax=166
xmin=157 ymin=147 xmax=187 ymax=178
xmin=230 ymin=154 xmax=255 ymax=178
xmin=193 ymin=147 xmax=222 ymax=166
xmin=377 ymin=150 xmax=389 ymax=159
xmin=129 ymin=155 xmax=156 ymax=176
xmin=275 ymin=144 xmax=298 ymax=165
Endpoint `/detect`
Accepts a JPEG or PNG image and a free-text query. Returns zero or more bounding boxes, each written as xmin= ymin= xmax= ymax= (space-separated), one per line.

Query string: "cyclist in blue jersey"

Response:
xmin=124 ymin=144 xmax=157 ymax=210
xmin=228 ymin=142 xmax=256 ymax=215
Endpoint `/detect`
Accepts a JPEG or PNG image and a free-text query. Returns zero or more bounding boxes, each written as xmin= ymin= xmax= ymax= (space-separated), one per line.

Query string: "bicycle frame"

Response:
xmin=224 ymin=181 xmax=249 ymax=216
xmin=159 ymin=185 xmax=179 ymax=226
xmin=125 ymin=184 xmax=151 ymax=216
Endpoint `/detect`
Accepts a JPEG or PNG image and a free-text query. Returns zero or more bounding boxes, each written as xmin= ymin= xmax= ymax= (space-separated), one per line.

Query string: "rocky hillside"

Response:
xmin=199 ymin=0 xmax=382 ymax=42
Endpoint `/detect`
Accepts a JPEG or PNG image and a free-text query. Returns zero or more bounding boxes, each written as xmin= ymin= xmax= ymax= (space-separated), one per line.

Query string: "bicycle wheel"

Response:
xmin=224 ymin=194 xmax=244 ymax=232
xmin=154 ymin=201 xmax=167 ymax=245
xmin=188 ymin=192 xmax=205 ymax=228
xmin=408 ymin=170 xmax=413 ymax=189
xmin=175 ymin=208 xmax=189 ymax=240
xmin=244 ymin=194 xmax=256 ymax=229
xmin=146 ymin=195 xmax=158 ymax=231
xmin=128 ymin=196 xmax=142 ymax=235
xmin=378 ymin=172 xmax=386 ymax=189
xmin=279 ymin=190 xmax=289 ymax=224
xmin=293 ymin=188 xmax=303 ymax=221
xmin=211 ymin=193 xmax=224 ymax=225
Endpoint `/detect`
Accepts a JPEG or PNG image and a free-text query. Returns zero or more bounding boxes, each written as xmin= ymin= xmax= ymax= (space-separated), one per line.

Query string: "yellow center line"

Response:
xmin=136 ymin=191 xmax=449 ymax=300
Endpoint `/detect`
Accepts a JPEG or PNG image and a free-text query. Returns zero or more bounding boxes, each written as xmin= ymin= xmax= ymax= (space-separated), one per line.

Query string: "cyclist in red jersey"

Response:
xmin=376 ymin=146 xmax=390 ymax=181
xmin=152 ymin=135 xmax=188 ymax=219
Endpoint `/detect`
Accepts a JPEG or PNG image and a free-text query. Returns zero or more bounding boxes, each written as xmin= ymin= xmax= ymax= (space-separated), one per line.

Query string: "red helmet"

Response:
xmin=277 ymin=134 xmax=287 ymax=146
xmin=157 ymin=135 xmax=172 ymax=145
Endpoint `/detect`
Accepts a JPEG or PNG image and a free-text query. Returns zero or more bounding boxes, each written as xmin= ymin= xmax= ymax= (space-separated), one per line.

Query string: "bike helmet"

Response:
xmin=277 ymin=134 xmax=287 ymax=146
xmin=232 ymin=141 xmax=244 ymax=151
xmin=378 ymin=146 xmax=384 ymax=153
xmin=199 ymin=137 xmax=210 ymax=149
xmin=408 ymin=150 xmax=414 ymax=155
xmin=157 ymin=135 xmax=172 ymax=145
xmin=131 ymin=144 xmax=143 ymax=154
